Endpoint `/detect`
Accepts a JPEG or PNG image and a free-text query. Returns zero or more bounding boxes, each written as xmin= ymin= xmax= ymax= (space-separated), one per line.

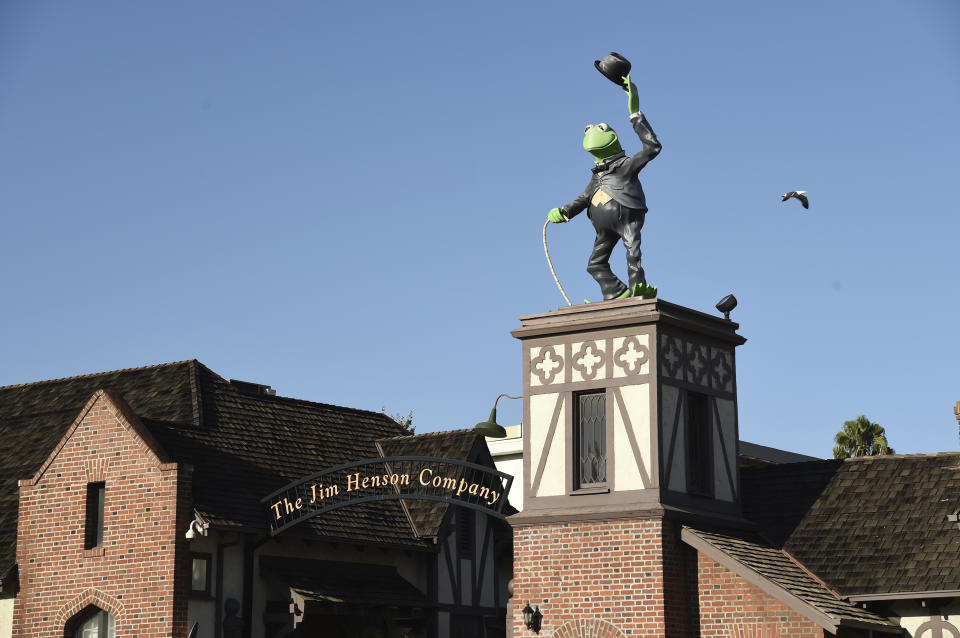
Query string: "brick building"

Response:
xmin=0 ymin=361 xmax=513 ymax=637
xmin=508 ymin=297 xmax=960 ymax=637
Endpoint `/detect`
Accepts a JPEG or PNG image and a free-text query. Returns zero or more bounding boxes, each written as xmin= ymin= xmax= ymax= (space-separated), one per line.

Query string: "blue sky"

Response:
xmin=1 ymin=1 xmax=958 ymax=458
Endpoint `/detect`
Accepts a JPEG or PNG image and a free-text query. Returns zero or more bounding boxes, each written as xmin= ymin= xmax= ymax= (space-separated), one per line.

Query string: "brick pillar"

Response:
xmin=512 ymin=516 xmax=697 ymax=638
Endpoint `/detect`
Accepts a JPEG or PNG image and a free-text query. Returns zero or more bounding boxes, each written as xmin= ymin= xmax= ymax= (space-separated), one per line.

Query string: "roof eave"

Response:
xmin=848 ymin=590 xmax=960 ymax=602
xmin=681 ymin=528 xmax=897 ymax=635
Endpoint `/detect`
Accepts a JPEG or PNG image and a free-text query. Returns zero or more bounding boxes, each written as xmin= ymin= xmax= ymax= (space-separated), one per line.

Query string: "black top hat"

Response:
xmin=594 ymin=52 xmax=632 ymax=89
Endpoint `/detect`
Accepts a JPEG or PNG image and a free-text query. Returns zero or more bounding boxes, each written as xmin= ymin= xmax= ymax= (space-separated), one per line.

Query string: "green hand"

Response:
xmin=623 ymin=74 xmax=639 ymax=115
xmin=548 ymin=208 xmax=568 ymax=223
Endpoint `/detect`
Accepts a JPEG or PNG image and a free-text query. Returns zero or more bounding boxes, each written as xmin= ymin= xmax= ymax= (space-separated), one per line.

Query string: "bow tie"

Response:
xmin=592 ymin=152 xmax=626 ymax=174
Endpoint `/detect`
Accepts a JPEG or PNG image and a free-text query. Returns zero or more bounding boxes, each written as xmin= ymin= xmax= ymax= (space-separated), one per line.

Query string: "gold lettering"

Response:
xmin=295 ymin=497 xmax=302 ymax=509
xmin=325 ymin=484 xmax=339 ymax=498
xmin=456 ymin=478 xmax=470 ymax=496
xmin=469 ymin=483 xmax=479 ymax=496
xmin=270 ymin=501 xmax=283 ymax=520
xmin=433 ymin=476 xmax=443 ymax=488
xmin=310 ymin=484 xmax=317 ymax=504
xmin=399 ymin=473 xmax=409 ymax=485
xmin=419 ymin=468 xmax=433 ymax=486
xmin=479 ymin=486 xmax=490 ymax=501
xmin=442 ymin=477 xmax=457 ymax=490
xmin=347 ymin=473 xmax=360 ymax=491
xmin=283 ymin=497 xmax=296 ymax=515
xmin=362 ymin=476 xmax=370 ymax=489
xmin=486 ymin=491 xmax=500 ymax=505
xmin=390 ymin=473 xmax=399 ymax=486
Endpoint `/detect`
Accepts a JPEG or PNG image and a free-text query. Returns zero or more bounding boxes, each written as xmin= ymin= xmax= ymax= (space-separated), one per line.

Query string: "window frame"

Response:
xmin=456 ymin=507 xmax=474 ymax=560
xmin=190 ymin=552 xmax=213 ymax=597
xmin=573 ymin=389 xmax=609 ymax=492
xmin=69 ymin=606 xmax=116 ymax=638
xmin=84 ymin=482 xmax=105 ymax=550
xmin=685 ymin=390 xmax=714 ymax=497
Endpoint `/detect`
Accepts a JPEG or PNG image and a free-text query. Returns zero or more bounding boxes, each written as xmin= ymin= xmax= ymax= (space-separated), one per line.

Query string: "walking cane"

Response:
xmin=542 ymin=220 xmax=572 ymax=306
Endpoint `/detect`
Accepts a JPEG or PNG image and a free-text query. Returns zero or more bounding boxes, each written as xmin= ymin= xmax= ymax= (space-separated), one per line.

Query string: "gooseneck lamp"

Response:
xmin=473 ymin=393 xmax=521 ymax=439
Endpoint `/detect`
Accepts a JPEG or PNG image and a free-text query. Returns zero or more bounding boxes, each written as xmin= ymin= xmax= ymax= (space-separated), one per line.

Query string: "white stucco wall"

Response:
xmin=892 ymin=600 xmax=960 ymax=637
xmin=529 ymin=393 xmax=565 ymax=497
xmin=0 ymin=597 xmax=13 ymax=638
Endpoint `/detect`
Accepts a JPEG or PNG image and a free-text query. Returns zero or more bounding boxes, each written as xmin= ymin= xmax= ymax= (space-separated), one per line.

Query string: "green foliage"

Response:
xmin=381 ymin=406 xmax=414 ymax=434
xmin=833 ymin=414 xmax=895 ymax=459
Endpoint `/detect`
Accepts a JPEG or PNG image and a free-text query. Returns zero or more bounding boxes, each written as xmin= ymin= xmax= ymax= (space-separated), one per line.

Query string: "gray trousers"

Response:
xmin=586 ymin=200 xmax=647 ymax=300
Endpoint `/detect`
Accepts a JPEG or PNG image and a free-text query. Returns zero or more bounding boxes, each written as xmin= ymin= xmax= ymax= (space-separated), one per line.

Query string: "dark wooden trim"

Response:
xmin=660 ymin=489 xmax=741 ymax=516
xmin=442 ymin=532 xmax=459 ymax=604
xmin=513 ymin=298 xmax=745 ymax=346
xmin=474 ymin=521 xmax=492 ymax=605
xmin=711 ymin=396 xmax=737 ymax=500
xmin=663 ymin=389 xmax=684 ymax=490
xmin=190 ymin=552 xmax=213 ymax=596
xmin=848 ymin=590 xmax=960 ymax=602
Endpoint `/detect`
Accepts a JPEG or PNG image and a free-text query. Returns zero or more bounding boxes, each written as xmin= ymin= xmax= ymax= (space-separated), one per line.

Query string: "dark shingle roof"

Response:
xmin=741 ymin=459 xmax=842 ymax=546
xmin=684 ymin=527 xmax=898 ymax=632
xmin=0 ymin=361 xmax=202 ymax=578
xmin=738 ymin=441 xmax=821 ymax=467
xmin=0 ymin=360 xmax=445 ymax=576
xmin=377 ymin=429 xmax=482 ymax=538
xmin=774 ymin=453 xmax=960 ymax=596
xmin=685 ymin=451 xmax=960 ymax=627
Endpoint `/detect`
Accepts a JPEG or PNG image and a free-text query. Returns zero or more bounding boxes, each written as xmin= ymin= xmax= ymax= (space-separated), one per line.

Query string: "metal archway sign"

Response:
xmin=261 ymin=456 xmax=514 ymax=536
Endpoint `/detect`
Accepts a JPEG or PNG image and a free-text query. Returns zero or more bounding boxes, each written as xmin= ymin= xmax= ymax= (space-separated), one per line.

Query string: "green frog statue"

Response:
xmin=547 ymin=70 xmax=662 ymax=301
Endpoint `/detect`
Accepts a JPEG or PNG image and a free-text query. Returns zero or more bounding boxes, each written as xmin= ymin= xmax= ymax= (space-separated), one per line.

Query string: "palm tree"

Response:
xmin=833 ymin=415 xmax=895 ymax=459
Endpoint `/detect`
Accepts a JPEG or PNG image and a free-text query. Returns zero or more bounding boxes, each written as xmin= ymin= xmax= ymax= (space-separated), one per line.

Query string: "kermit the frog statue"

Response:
xmin=548 ymin=74 xmax=662 ymax=300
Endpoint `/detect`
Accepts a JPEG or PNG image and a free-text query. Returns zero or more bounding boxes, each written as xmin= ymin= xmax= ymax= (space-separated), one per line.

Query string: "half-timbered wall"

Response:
xmin=514 ymin=299 xmax=745 ymax=520
xmin=659 ymin=329 xmax=740 ymax=508
xmin=522 ymin=326 xmax=658 ymax=512
xmin=435 ymin=506 xmax=507 ymax=636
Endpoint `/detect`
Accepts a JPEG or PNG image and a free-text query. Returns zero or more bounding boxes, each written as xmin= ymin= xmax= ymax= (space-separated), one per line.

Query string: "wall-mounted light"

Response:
xmin=474 ymin=393 xmax=522 ymax=439
xmin=522 ymin=601 xmax=543 ymax=633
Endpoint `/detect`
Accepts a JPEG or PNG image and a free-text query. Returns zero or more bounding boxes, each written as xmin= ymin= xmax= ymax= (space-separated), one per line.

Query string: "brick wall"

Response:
xmin=12 ymin=390 xmax=191 ymax=638
xmin=511 ymin=516 xmax=697 ymax=638
xmin=513 ymin=515 xmax=834 ymax=638
xmin=696 ymin=552 xmax=826 ymax=638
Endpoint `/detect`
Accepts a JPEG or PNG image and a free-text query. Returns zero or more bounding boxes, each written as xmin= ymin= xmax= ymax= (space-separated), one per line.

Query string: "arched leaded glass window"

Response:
xmin=71 ymin=607 xmax=116 ymax=638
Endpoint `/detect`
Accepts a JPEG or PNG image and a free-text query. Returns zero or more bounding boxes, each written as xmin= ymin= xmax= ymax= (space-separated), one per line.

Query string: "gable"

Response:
xmin=21 ymin=389 xmax=175 ymax=488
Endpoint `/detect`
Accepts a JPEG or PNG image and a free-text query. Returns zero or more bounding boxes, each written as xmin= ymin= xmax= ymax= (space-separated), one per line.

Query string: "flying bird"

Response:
xmin=781 ymin=190 xmax=809 ymax=209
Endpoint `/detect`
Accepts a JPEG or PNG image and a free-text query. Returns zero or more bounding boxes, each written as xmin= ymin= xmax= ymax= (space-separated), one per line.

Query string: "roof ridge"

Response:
xmin=742 ymin=458 xmax=841 ymax=470
xmin=240 ymin=391 xmax=400 ymax=422
xmin=841 ymin=451 xmax=960 ymax=462
xmin=379 ymin=428 xmax=476 ymax=442
xmin=0 ymin=359 xmax=202 ymax=391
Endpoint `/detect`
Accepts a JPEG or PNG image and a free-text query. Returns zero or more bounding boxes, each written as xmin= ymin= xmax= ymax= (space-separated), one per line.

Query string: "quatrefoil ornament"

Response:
xmin=614 ymin=336 xmax=649 ymax=375
xmin=531 ymin=346 xmax=564 ymax=385
xmin=573 ymin=342 xmax=606 ymax=380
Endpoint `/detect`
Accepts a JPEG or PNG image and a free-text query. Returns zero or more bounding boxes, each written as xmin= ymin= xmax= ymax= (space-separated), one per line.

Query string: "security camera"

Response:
xmin=185 ymin=519 xmax=207 ymax=539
